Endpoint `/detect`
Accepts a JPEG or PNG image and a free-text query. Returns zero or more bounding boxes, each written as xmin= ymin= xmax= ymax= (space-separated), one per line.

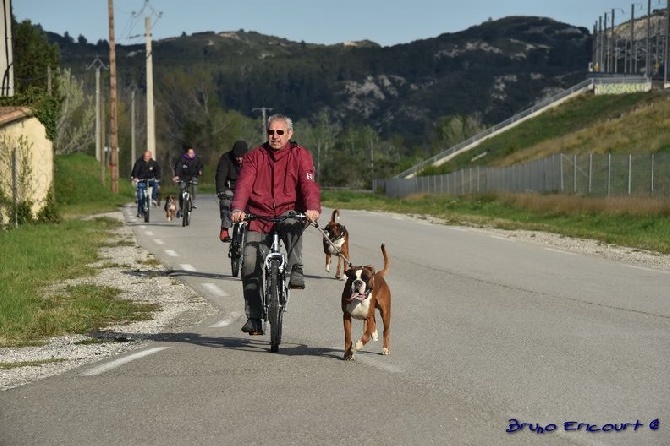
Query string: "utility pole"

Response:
xmin=130 ymin=83 xmax=137 ymax=171
xmin=647 ymin=0 xmax=651 ymax=76
xmin=108 ymin=0 xmax=119 ymax=193
xmin=0 ymin=0 xmax=14 ymax=97
xmin=252 ymin=107 xmax=273 ymax=141
xmin=133 ymin=1 xmax=162 ymax=161
xmin=87 ymin=57 xmax=108 ymax=163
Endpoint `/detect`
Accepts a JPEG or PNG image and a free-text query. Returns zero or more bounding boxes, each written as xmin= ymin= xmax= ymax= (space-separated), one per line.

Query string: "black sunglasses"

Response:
xmin=267 ymin=129 xmax=286 ymax=136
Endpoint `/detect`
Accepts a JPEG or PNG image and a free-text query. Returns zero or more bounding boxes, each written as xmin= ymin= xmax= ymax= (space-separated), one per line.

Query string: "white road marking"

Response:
xmin=210 ymin=311 xmax=243 ymax=327
xmin=625 ymin=264 xmax=668 ymax=273
xmin=165 ymin=250 xmax=178 ymax=257
xmin=543 ymin=248 xmax=576 ymax=256
xmin=145 ymin=231 xmax=154 ymax=236
xmin=153 ymin=239 xmax=165 ymax=245
xmin=81 ymin=347 xmax=168 ymax=376
xmin=180 ymin=264 xmax=196 ymax=271
xmin=203 ymin=282 xmax=229 ymax=297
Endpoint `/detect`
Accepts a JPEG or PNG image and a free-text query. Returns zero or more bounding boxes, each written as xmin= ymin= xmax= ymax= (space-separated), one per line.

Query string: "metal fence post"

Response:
xmin=589 ymin=153 xmax=593 ymax=195
xmin=628 ymin=153 xmax=632 ymax=195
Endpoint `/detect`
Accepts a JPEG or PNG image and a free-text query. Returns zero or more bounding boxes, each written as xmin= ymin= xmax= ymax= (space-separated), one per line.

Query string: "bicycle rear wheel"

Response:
xmin=268 ymin=260 xmax=283 ymax=352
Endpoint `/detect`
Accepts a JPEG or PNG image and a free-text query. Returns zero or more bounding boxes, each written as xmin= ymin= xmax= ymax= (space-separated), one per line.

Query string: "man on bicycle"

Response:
xmin=231 ymin=114 xmax=321 ymax=335
xmin=172 ymin=145 xmax=204 ymax=217
xmin=131 ymin=150 xmax=161 ymax=217
xmin=215 ymin=140 xmax=247 ymax=242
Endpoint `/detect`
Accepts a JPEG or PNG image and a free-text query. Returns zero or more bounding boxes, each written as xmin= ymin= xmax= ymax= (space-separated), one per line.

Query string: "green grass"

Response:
xmin=0 ymin=154 xmax=161 ymax=348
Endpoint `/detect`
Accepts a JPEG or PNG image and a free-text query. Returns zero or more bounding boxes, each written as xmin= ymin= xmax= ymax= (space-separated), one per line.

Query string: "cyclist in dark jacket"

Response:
xmin=172 ymin=145 xmax=204 ymax=214
xmin=131 ymin=151 xmax=161 ymax=216
xmin=215 ymin=140 xmax=247 ymax=242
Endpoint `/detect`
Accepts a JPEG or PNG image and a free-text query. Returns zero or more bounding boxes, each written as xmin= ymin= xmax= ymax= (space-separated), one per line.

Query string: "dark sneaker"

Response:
xmin=289 ymin=265 xmax=305 ymax=289
xmin=219 ymin=228 xmax=230 ymax=242
xmin=176 ymin=210 xmax=182 ymax=218
xmin=241 ymin=319 xmax=263 ymax=335
xmin=136 ymin=213 xmax=141 ymax=218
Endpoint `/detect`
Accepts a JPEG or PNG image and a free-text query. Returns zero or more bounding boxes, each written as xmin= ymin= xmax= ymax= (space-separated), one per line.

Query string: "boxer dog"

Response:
xmin=163 ymin=195 xmax=177 ymax=221
xmin=341 ymin=244 xmax=391 ymax=360
xmin=323 ymin=209 xmax=350 ymax=280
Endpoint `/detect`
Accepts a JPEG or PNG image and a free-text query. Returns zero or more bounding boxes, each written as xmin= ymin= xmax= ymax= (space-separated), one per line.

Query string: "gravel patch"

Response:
xmin=0 ymin=211 xmax=216 ymax=391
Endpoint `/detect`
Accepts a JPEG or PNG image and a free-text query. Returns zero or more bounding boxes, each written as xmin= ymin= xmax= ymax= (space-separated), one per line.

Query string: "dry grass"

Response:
xmin=497 ymin=193 xmax=670 ymax=217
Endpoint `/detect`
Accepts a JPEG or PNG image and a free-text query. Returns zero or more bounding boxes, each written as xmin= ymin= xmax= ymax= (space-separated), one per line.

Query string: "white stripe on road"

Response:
xmin=203 ymin=282 xmax=229 ymax=297
xmin=153 ymin=239 xmax=165 ymax=245
xmin=543 ymin=248 xmax=576 ymax=256
xmin=81 ymin=347 xmax=168 ymax=376
xmin=165 ymin=250 xmax=178 ymax=257
xmin=625 ymin=264 xmax=668 ymax=273
xmin=180 ymin=264 xmax=196 ymax=272
xmin=145 ymin=231 xmax=154 ymax=236
xmin=210 ymin=311 xmax=243 ymax=327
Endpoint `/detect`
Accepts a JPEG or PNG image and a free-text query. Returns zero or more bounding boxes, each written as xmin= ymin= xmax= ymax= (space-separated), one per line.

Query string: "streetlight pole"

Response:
xmin=252 ymin=107 xmax=273 ymax=142
xmin=86 ymin=57 xmax=108 ymax=163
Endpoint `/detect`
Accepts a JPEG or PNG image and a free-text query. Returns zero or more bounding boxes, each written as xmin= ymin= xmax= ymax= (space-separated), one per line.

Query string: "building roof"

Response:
xmin=0 ymin=107 xmax=34 ymax=126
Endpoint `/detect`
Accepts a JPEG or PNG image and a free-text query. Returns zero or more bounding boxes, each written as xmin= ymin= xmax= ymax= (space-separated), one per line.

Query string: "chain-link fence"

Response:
xmin=377 ymin=153 xmax=670 ymax=198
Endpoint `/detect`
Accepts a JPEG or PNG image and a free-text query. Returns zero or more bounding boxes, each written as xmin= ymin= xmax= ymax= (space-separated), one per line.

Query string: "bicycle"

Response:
xmin=228 ymin=221 xmax=246 ymax=277
xmin=135 ymin=178 xmax=155 ymax=223
xmin=244 ymin=212 xmax=311 ymax=352
xmin=178 ymin=179 xmax=197 ymax=227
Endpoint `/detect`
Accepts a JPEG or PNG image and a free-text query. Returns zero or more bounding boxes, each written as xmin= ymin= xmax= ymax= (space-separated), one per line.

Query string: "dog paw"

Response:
xmin=381 ymin=348 xmax=390 ymax=355
xmin=372 ymin=330 xmax=378 ymax=342
xmin=325 ymin=266 xmax=330 ymax=272
xmin=354 ymin=340 xmax=363 ymax=351
xmin=343 ymin=354 xmax=355 ymax=361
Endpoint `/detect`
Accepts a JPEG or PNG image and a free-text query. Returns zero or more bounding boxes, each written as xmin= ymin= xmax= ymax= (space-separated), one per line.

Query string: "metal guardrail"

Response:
xmin=393 ymin=78 xmax=596 ymax=179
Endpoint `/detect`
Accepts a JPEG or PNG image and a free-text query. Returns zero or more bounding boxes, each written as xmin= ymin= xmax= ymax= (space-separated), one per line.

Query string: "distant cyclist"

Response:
xmin=172 ymin=145 xmax=203 ymax=217
xmin=131 ymin=150 xmax=161 ymax=217
xmin=215 ymin=140 xmax=248 ymax=242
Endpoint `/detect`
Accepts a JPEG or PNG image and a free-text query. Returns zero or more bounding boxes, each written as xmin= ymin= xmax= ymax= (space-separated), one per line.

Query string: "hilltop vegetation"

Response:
xmin=422 ymin=91 xmax=670 ymax=176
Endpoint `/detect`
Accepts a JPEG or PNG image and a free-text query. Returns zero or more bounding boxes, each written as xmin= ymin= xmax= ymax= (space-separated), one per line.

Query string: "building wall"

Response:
xmin=0 ymin=115 xmax=53 ymax=222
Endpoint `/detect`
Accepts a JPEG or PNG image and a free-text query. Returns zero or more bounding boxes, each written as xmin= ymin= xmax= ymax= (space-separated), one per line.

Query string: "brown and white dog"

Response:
xmin=341 ymin=244 xmax=391 ymax=360
xmin=163 ymin=195 xmax=177 ymax=221
xmin=323 ymin=209 xmax=350 ymax=280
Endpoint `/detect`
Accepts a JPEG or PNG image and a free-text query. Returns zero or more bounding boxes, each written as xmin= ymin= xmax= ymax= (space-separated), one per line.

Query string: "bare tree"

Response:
xmin=54 ymin=69 xmax=95 ymax=154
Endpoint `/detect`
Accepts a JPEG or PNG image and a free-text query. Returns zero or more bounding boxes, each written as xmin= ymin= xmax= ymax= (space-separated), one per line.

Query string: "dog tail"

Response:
xmin=330 ymin=209 xmax=340 ymax=224
xmin=379 ymin=243 xmax=390 ymax=277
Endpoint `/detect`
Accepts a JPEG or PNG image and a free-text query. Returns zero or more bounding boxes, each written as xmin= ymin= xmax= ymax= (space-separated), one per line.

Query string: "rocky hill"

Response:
xmin=49 ymin=16 xmax=592 ymax=145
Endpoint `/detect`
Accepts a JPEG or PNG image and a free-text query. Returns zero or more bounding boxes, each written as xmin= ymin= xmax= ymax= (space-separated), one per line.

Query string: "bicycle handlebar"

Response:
xmin=244 ymin=212 xmax=316 ymax=226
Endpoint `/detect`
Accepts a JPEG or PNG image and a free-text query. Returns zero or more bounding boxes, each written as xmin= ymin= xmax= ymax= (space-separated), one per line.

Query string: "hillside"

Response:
xmin=422 ymin=90 xmax=670 ymax=176
xmin=47 ymin=16 xmax=592 ymax=146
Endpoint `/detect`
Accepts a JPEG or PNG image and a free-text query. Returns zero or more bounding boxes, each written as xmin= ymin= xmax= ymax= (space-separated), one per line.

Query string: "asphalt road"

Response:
xmin=1 ymin=195 xmax=668 ymax=446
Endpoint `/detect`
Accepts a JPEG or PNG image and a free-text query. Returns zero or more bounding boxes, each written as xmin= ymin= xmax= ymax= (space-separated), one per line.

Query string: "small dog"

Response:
xmin=323 ymin=209 xmax=350 ymax=280
xmin=341 ymin=244 xmax=391 ymax=360
xmin=163 ymin=195 xmax=177 ymax=221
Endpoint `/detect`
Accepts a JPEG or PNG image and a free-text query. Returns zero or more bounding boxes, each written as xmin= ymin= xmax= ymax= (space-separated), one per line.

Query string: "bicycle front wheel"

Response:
xmin=143 ymin=194 xmax=150 ymax=223
xmin=182 ymin=195 xmax=190 ymax=227
xmin=268 ymin=260 xmax=283 ymax=352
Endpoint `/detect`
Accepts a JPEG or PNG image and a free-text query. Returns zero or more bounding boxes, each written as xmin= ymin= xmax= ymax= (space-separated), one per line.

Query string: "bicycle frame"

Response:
xmin=245 ymin=212 xmax=310 ymax=352
xmin=136 ymin=179 xmax=154 ymax=223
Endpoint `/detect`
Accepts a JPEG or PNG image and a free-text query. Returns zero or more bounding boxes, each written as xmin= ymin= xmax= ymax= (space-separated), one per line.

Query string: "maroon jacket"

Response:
xmin=232 ymin=141 xmax=321 ymax=233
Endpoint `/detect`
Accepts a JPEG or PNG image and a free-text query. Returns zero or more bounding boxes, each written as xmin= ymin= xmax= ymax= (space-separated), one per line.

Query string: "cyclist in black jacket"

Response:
xmin=131 ymin=151 xmax=161 ymax=216
xmin=215 ymin=140 xmax=247 ymax=242
xmin=172 ymin=145 xmax=204 ymax=215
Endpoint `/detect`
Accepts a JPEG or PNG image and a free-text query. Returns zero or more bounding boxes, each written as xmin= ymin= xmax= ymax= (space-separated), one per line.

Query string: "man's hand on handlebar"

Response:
xmin=232 ymin=210 xmax=246 ymax=223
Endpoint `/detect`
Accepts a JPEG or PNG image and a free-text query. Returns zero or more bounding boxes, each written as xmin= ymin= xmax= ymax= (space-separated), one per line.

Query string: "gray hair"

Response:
xmin=267 ymin=114 xmax=293 ymax=132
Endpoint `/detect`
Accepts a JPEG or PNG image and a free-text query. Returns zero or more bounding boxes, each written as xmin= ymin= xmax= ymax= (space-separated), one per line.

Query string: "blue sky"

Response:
xmin=14 ymin=0 xmax=656 ymax=47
